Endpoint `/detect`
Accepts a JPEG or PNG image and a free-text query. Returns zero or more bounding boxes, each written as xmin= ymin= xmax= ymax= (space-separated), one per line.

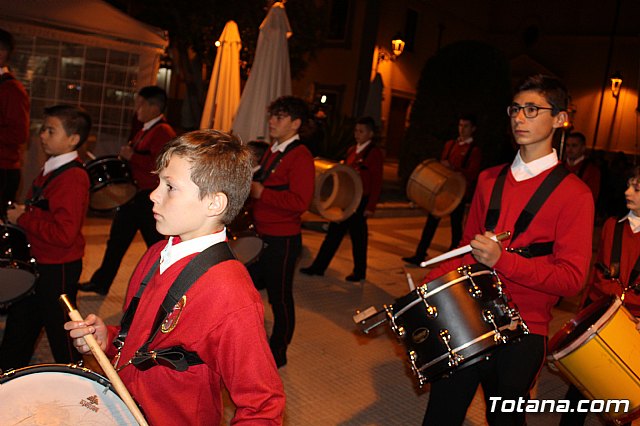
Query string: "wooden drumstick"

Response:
xmin=59 ymin=294 xmax=148 ymax=426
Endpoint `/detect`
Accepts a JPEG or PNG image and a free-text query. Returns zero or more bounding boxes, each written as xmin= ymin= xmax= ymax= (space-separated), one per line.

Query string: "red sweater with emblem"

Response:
xmin=128 ymin=121 xmax=176 ymax=190
xmin=17 ymin=159 xmax=89 ymax=264
xmin=345 ymin=143 xmax=384 ymax=213
xmin=0 ymin=73 xmax=30 ymax=169
xmin=252 ymin=144 xmax=315 ymax=236
xmin=422 ymin=164 xmax=594 ymax=335
xmin=105 ymin=241 xmax=285 ymax=425
xmin=587 ymin=217 xmax=640 ymax=316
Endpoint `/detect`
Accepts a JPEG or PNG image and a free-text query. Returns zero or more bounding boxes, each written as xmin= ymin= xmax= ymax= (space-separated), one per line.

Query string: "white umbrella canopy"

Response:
xmin=200 ymin=20 xmax=242 ymax=132
xmin=232 ymin=2 xmax=292 ymax=142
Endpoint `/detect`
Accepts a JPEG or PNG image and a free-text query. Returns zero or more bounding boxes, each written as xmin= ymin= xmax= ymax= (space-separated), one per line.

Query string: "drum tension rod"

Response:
xmin=384 ymin=305 xmax=405 ymax=337
xmin=459 ymin=266 xmax=482 ymax=298
xmin=408 ymin=350 xmax=427 ymax=388
xmin=418 ymin=286 xmax=438 ymax=318
xmin=439 ymin=329 xmax=464 ymax=367
xmin=482 ymin=310 xmax=507 ymax=343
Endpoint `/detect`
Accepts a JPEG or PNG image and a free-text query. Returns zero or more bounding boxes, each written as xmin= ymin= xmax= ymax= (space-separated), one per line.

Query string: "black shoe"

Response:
xmin=299 ymin=266 xmax=324 ymax=276
xmin=345 ymin=274 xmax=365 ymax=282
xmin=78 ymin=281 xmax=109 ymax=296
xmin=402 ymin=255 xmax=424 ymax=267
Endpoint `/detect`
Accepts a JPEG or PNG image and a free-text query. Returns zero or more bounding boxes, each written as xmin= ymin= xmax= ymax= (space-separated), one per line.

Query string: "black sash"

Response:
xmin=485 ymin=164 xmax=569 ymax=257
xmin=114 ymin=242 xmax=235 ymax=372
xmin=0 ymin=73 xmax=15 ymax=84
xmin=609 ymin=220 xmax=640 ymax=286
xmin=25 ymin=161 xmax=86 ymax=211
xmin=253 ymin=141 xmax=302 ymax=185
xmin=130 ymin=119 xmax=166 ymax=155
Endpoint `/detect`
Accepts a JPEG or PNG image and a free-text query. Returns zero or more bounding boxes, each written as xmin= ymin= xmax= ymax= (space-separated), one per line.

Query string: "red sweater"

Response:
xmin=345 ymin=144 xmax=384 ymax=213
xmin=441 ymin=139 xmax=482 ymax=199
xmin=0 ymin=73 xmax=30 ymax=169
xmin=106 ymin=242 xmax=285 ymax=425
xmin=252 ymin=144 xmax=315 ymax=236
xmin=128 ymin=122 xmax=176 ymax=190
xmin=422 ymin=164 xmax=594 ymax=335
xmin=587 ymin=217 xmax=640 ymax=315
xmin=18 ymin=159 xmax=89 ymax=264
xmin=563 ymin=159 xmax=601 ymax=203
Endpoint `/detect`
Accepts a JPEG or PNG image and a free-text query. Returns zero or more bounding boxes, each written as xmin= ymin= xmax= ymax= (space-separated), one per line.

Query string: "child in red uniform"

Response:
xmin=65 ymin=130 xmax=285 ymax=425
xmin=0 ymin=105 xmax=91 ymax=369
xmin=421 ymin=75 xmax=594 ymax=425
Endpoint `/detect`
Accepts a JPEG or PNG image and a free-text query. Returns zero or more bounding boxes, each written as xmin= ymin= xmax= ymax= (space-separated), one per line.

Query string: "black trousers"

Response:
xmin=90 ymin=190 xmax=163 ymax=290
xmin=248 ymin=233 xmax=301 ymax=359
xmin=308 ymin=197 xmax=368 ymax=278
xmin=414 ymin=200 xmax=466 ymax=259
xmin=423 ymin=334 xmax=546 ymax=426
xmin=0 ymin=168 xmax=21 ymax=215
xmin=0 ymin=260 xmax=83 ymax=370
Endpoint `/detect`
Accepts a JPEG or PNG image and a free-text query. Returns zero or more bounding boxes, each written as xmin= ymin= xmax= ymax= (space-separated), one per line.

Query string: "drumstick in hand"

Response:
xmin=59 ymin=294 xmax=149 ymax=426
xmin=420 ymin=231 xmax=511 ymax=267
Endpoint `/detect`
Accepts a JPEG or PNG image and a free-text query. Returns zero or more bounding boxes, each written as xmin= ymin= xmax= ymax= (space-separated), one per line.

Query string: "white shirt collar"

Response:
xmin=457 ymin=136 xmax=473 ymax=145
xmin=43 ymin=151 xmax=79 ymax=176
xmin=271 ymin=134 xmax=300 ymax=153
xmin=510 ymin=149 xmax=558 ymax=182
xmin=159 ymin=229 xmax=227 ymax=274
xmin=619 ymin=211 xmax=640 ymax=234
xmin=356 ymin=140 xmax=371 ymax=154
xmin=142 ymin=114 xmax=163 ymax=131
xmin=566 ymin=155 xmax=585 ymax=167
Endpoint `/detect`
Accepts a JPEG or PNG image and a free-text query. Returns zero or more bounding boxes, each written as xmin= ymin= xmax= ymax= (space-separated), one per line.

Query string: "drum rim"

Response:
xmin=0 ymin=363 xmax=109 ymax=384
xmin=85 ymin=155 xmax=129 ymax=165
xmin=547 ymin=296 xmax=622 ymax=360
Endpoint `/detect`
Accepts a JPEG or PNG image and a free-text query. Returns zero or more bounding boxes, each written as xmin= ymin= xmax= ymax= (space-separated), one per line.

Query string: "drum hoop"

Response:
xmin=549 ymin=297 xmax=623 ymax=361
xmin=0 ymin=363 xmax=109 ymax=386
xmin=394 ymin=269 xmax=495 ymax=318
xmin=417 ymin=324 xmax=520 ymax=374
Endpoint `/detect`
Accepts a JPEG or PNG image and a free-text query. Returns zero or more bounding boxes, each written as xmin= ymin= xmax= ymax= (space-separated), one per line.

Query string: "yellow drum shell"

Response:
xmin=406 ymin=159 xmax=466 ymax=218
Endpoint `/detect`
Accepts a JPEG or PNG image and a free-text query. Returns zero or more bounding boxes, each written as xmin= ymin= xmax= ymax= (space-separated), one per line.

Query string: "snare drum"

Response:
xmin=0 ymin=364 xmax=138 ymax=425
xmin=0 ymin=224 xmax=37 ymax=307
xmin=86 ymin=156 xmax=137 ymax=211
xmin=547 ymin=297 xmax=640 ymax=424
xmin=386 ymin=264 xmax=528 ymax=386
xmin=227 ymin=207 xmax=264 ymax=265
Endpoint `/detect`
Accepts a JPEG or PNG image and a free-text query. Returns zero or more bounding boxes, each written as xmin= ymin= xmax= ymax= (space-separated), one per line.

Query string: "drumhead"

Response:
xmin=0 ymin=364 xmax=138 ymax=425
xmin=229 ymin=236 xmax=264 ymax=265
xmin=547 ymin=296 xmax=621 ymax=360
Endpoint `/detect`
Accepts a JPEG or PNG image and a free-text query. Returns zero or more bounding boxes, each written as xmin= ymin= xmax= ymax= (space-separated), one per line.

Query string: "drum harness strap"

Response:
xmin=484 ymin=164 xmax=569 ymax=258
xmin=443 ymin=138 xmax=477 ymax=170
xmin=0 ymin=73 xmax=15 ymax=84
xmin=607 ymin=220 xmax=640 ymax=289
xmin=129 ymin=119 xmax=166 ymax=155
xmin=253 ymin=140 xmax=302 ymax=191
xmin=112 ymin=242 xmax=235 ymax=372
xmin=25 ymin=161 xmax=86 ymax=211
xmin=348 ymin=142 xmax=375 ymax=172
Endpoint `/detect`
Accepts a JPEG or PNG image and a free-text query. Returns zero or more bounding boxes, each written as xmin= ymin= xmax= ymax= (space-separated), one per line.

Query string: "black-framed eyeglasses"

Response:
xmin=507 ymin=104 xmax=555 ymax=118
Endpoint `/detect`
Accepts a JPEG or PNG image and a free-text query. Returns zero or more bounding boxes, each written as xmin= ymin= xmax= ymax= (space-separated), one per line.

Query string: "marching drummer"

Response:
xmin=420 ymin=74 xmax=594 ymax=425
xmin=560 ymin=165 xmax=640 ymax=426
xmin=0 ymin=105 xmax=91 ymax=370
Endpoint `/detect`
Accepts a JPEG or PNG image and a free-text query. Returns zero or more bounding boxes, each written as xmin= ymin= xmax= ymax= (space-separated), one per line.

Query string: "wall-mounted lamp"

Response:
xmin=377 ymin=33 xmax=405 ymax=64
xmin=610 ymin=70 xmax=623 ymax=98
xmin=157 ymin=52 xmax=173 ymax=94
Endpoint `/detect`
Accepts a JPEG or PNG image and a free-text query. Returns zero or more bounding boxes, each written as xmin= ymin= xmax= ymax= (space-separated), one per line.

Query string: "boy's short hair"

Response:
xmin=0 ymin=28 xmax=14 ymax=54
xmin=514 ymin=74 xmax=569 ymax=116
xmin=267 ymin=96 xmax=310 ymax=124
xmin=356 ymin=116 xmax=377 ymax=134
xmin=568 ymin=132 xmax=586 ymax=145
xmin=44 ymin=104 xmax=92 ymax=149
xmin=247 ymin=140 xmax=270 ymax=164
xmin=459 ymin=113 xmax=477 ymax=127
xmin=137 ymin=86 xmax=168 ymax=112
xmin=156 ymin=130 xmax=252 ymax=224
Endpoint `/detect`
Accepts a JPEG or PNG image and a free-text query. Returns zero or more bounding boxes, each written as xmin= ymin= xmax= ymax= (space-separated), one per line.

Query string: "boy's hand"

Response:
xmin=64 ymin=314 xmax=108 ymax=354
xmin=250 ymin=181 xmax=264 ymax=199
xmin=119 ymin=145 xmax=133 ymax=161
xmin=7 ymin=204 xmax=25 ymax=223
xmin=470 ymin=231 xmax=502 ymax=268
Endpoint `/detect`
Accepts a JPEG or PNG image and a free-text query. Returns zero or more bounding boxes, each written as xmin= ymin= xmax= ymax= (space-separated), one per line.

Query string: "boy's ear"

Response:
xmin=553 ymin=111 xmax=568 ymax=129
xmin=207 ymin=192 xmax=228 ymax=217
xmin=68 ymin=134 xmax=80 ymax=149
xmin=291 ymin=117 xmax=302 ymax=131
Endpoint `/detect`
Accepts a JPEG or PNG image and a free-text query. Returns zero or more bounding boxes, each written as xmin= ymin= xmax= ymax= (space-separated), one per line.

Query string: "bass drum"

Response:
xmin=227 ymin=206 xmax=264 ymax=265
xmin=0 ymin=364 xmax=138 ymax=425
xmin=386 ymin=264 xmax=528 ymax=386
xmin=0 ymin=224 xmax=37 ymax=308
xmin=547 ymin=297 xmax=640 ymax=424
xmin=85 ymin=156 xmax=137 ymax=211
xmin=406 ymin=159 xmax=466 ymax=218
xmin=310 ymin=158 xmax=363 ymax=222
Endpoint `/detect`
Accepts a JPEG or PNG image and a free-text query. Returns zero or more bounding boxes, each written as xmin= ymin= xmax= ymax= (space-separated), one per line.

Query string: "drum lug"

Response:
xmin=384 ymin=305 xmax=405 ymax=337
xmin=408 ymin=350 xmax=428 ymax=388
xmin=483 ymin=310 xmax=507 ymax=343
xmin=439 ymin=329 xmax=464 ymax=367
xmin=418 ymin=286 xmax=438 ymax=318
xmin=461 ymin=267 xmax=483 ymax=299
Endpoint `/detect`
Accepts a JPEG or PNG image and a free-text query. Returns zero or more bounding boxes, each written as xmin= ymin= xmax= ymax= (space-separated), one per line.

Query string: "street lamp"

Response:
xmin=610 ymin=71 xmax=622 ymax=98
xmin=377 ymin=33 xmax=405 ymax=65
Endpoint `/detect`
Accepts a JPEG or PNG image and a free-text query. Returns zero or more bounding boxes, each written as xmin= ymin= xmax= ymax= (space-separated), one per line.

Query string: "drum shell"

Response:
xmin=406 ymin=159 xmax=466 ymax=218
xmin=547 ymin=297 xmax=640 ymax=423
xmin=85 ymin=156 xmax=138 ymax=211
xmin=0 ymin=363 xmax=138 ymax=425
xmin=310 ymin=158 xmax=363 ymax=222
xmin=227 ymin=206 xmax=264 ymax=265
xmin=391 ymin=264 xmax=526 ymax=383
xmin=0 ymin=224 xmax=37 ymax=307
